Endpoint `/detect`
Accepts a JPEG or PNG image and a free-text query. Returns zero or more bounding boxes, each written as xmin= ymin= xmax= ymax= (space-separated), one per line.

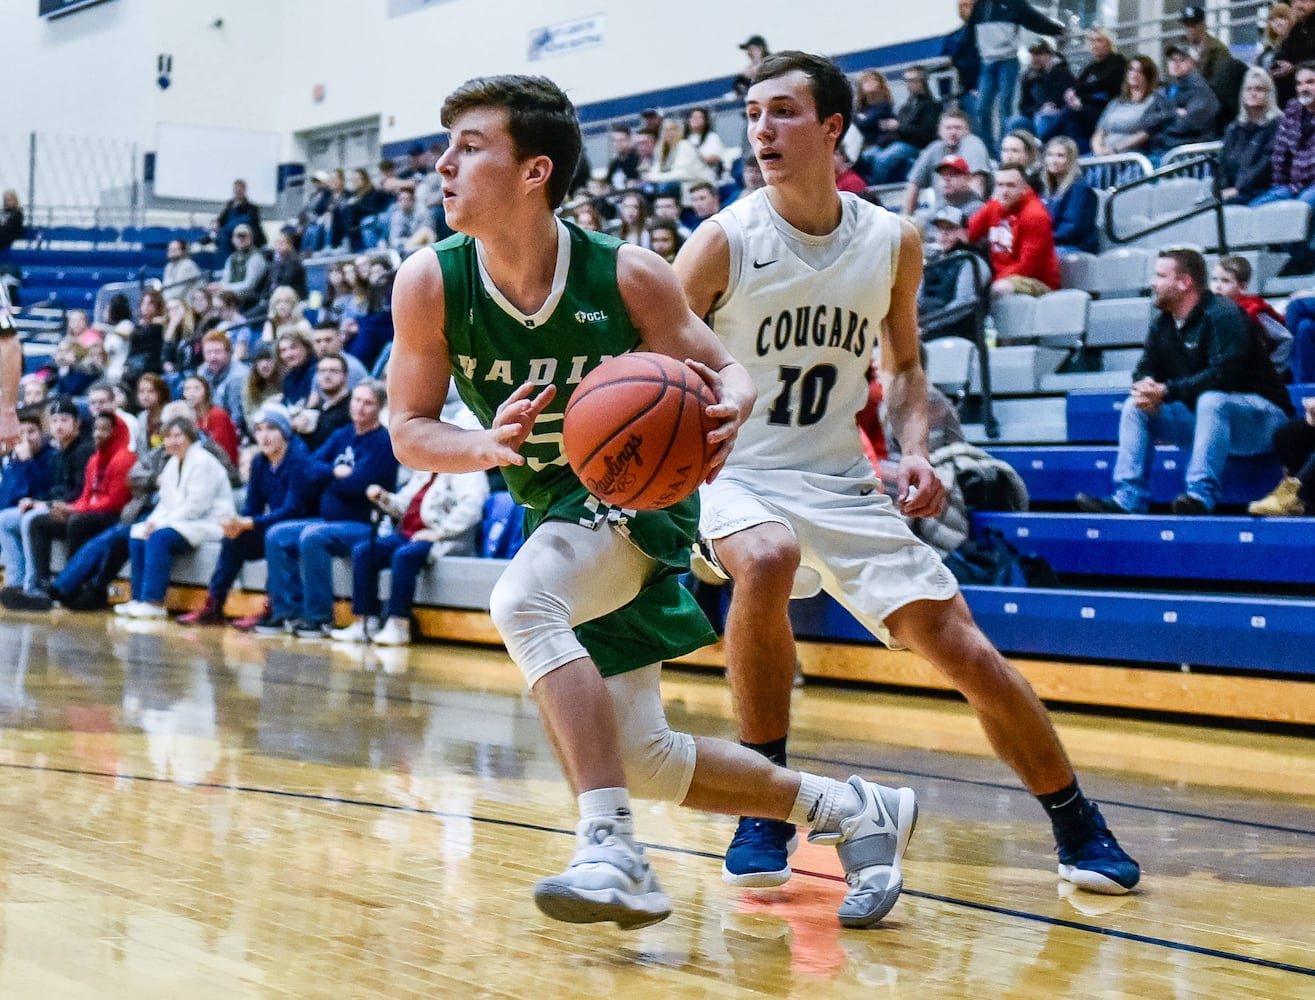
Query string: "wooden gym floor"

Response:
xmin=0 ymin=612 xmax=1311 ymax=999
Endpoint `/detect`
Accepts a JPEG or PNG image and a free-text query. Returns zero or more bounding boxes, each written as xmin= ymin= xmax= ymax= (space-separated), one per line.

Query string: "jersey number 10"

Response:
xmin=767 ymin=364 xmax=838 ymax=426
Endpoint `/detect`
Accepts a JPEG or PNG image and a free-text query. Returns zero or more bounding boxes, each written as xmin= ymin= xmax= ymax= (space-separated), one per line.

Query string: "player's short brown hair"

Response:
xmin=441 ymin=75 xmax=583 ymax=210
xmin=751 ymin=51 xmax=854 ymax=139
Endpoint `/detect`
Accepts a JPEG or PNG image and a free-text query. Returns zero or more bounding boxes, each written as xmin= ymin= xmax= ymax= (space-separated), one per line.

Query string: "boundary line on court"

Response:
xmin=1 ymin=759 xmax=1311 ymax=980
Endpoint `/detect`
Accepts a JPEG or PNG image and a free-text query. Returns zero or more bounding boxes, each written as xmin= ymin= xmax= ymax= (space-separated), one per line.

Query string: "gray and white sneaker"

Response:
xmin=532 ymin=818 xmax=672 ymax=930
xmin=808 ymin=776 xmax=918 ymax=928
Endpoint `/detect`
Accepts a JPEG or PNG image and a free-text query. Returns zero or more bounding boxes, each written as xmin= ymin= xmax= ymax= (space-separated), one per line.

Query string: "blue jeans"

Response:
xmin=0 ymin=506 xmax=26 ymax=587
xmin=1113 ymin=392 xmax=1289 ymax=512
xmin=129 ymin=527 xmax=193 ymax=603
xmin=350 ymin=533 xmax=434 ymax=619
xmin=862 ymin=141 xmax=919 ymax=184
xmin=265 ymin=519 xmax=372 ymax=623
xmin=53 ymin=522 xmax=130 ymax=596
xmin=977 ymin=58 xmax=1020 ymax=150
xmin=1287 ymin=296 xmax=1315 ymax=383
xmin=1250 ymin=183 xmax=1315 ymax=254
xmin=207 ymin=527 xmax=267 ymax=605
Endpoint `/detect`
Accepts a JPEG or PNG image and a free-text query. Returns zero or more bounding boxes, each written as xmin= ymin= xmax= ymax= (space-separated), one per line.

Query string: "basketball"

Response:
xmin=563 ymin=352 xmax=717 ymax=510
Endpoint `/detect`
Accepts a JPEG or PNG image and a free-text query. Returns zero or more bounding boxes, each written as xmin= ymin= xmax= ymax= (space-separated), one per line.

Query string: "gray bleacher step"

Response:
xmin=964 ymin=395 xmax=1067 ymax=444
xmin=1263 ymin=274 xmax=1315 ymax=296
xmin=1039 ymin=371 xmax=1133 ymax=392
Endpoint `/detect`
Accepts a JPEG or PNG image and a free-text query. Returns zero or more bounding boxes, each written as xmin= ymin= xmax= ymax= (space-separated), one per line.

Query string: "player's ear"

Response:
xmin=824 ymin=113 xmax=845 ymax=146
xmin=523 ymin=155 xmax=553 ymax=196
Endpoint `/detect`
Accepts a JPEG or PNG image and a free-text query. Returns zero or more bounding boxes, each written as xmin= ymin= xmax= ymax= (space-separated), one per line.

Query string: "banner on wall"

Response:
xmin=528 ymin=13 xmax=605 ymax=61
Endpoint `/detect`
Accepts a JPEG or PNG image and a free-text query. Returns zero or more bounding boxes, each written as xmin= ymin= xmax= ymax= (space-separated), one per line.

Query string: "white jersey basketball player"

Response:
xmin=676 ymin=51 xmax=1140 ymax=896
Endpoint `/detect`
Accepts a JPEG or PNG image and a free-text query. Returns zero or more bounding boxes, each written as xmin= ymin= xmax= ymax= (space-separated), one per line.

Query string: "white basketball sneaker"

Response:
xmin=532 ymin=817 xmax=672 ymax=930
xmin=808 ymin=776 xmax=918 ymax=927
xmin=330 ymin=616 xmax=379 ymax=643
xmin=371 ymin=617 xmax=411 ymax=646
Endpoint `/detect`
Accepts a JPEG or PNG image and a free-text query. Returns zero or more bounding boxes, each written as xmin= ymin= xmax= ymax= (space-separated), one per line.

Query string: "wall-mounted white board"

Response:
xmin=153 ymin=122 xmax=279 ymax=205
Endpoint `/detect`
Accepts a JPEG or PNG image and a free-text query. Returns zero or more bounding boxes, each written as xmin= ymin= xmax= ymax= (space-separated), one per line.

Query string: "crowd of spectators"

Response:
xmin=4 ymin=5 xmax=1315 ymax=635
xmin=0 ymin=158 xmax=500 ymax=642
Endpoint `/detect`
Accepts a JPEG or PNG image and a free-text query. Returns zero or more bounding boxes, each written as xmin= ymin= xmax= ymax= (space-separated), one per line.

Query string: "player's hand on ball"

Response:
xmin=897 ymin=455 xmax=946 ymax=518
xmin=489 ymin=380 xmax=557 ymax=466
xmin=685 ymin=358 xmax=750 ymax=483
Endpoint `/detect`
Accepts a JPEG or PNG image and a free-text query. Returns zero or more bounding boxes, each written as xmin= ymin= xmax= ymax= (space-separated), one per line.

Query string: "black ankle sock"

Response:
xmin=1037 ymin=780 xmax=1092 ymax=847
xmin=742 ymin=736 xmax=789 ymax=769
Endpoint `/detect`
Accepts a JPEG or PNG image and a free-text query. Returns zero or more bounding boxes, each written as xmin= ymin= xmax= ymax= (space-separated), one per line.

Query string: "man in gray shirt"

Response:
xmin=901 ymin=110 xmax=991 ymax=217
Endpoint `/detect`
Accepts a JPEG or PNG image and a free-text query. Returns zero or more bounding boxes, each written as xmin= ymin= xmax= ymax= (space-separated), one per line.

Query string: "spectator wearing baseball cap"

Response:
xmin=211 ymin=221 xmax=268 ymax=311
xmin=1141 ymin=42 xmax=1221 ymax=154
xmin=933 ymin=155 xmax=986 ymax=221
xmin=1178 ymin=4 xmax=1246 ymax=122
xmin=733 ymin=34 xmax=769 ymax=97
xmin=919 ymin=207 xmax=992 ymax=342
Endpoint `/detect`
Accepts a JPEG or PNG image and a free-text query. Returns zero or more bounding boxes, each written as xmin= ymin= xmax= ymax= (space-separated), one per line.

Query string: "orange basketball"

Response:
xmin=563 ymin=352 xmax=717 ymax=510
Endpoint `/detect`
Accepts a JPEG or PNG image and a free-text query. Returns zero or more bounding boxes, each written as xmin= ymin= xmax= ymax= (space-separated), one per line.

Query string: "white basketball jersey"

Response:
xmin=707 ymin=189 xmax=902 ymax=474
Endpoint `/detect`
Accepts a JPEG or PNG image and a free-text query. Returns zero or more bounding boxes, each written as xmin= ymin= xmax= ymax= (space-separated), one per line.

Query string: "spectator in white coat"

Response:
xmin=115 ymin=416 xmax=236 ymax=619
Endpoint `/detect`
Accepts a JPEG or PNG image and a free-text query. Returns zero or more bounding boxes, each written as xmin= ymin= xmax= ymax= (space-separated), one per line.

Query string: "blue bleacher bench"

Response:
xmin=985 ymin=444 xmax=1282 ymax=505
xmin=971 ymin=511 xmax=1315 ymax=584
xmin=1067 ymin=385 xmax=1315 ymax=444
xmin=786 ymin=587 xmax=1315 ymax=677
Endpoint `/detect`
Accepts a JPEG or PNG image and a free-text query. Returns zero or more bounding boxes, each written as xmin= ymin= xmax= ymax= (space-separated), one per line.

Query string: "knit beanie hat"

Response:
xmin=253 ymin=405 xmax=292 ymax=441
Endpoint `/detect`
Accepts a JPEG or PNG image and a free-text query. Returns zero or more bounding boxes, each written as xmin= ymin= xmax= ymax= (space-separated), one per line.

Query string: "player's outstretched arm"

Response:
xmin=617 ymin=243 xmax=754 ymax=480
xmin=0 ymin=331 xmax=20 ymax=449
xmin=880 ymin=219 xmax=946 ymax=519
xmin=388 ymin=249 xmax=555 ymax=473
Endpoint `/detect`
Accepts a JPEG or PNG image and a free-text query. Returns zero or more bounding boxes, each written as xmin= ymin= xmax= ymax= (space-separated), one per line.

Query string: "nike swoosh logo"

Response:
xmin=806 ymin=795 xmax=822 ymax=823
xmin=752 ymin=258 xmax=778 ymax=269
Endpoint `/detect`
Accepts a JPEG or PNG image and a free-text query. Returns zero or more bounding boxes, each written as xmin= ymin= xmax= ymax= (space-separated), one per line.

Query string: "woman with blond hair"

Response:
xmin=1221 ymin=67 xmax=1282 ymax=204
xmin=1257 ymin=3 xmax=1294 ymax=73
xmin=257 ymin=285 xmax=312 ymax=353
xmin=1040 ymin=137 xmax=1098 ymax=254
xmin=1062 ymin=28 xmax=1128 ymax=147
xmin=645 ymin=117 xmax=714 ymax=204
xmin=161 ymin=296 xmax=199 ymax=374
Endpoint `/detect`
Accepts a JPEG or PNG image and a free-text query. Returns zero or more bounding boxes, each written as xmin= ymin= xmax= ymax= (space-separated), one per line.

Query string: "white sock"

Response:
xmin=578 ymin=787 xmax=634 ymax=835
xmin=788 ymin=773 xmax=861 ymax=833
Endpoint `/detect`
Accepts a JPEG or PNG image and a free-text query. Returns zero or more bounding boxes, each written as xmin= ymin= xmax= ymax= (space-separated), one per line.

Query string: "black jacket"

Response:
xmin=265 ymin=252 xmax=308 ymax=301
xmin=895 ymin=92 xmax=943 ymax=148
xmin=49 ymin=430 xmax=95 ymax=503
xmin=1135 ymin=291 xmax=1293 ymax=415
xmin=1073 ymin=52 xmax=1128 ymax=135
xmin=1219 ymin=118 xmax=1280 ymax=203
xmin=1018 ymin=59 xmax=1077 ymax=119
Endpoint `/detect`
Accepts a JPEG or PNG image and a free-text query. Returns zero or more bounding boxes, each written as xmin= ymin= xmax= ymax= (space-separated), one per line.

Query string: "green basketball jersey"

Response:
xmin=435 ymin=221 xmax=715 ymax=676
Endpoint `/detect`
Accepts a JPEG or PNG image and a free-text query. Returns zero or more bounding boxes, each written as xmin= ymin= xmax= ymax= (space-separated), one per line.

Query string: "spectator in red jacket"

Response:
xmin=22 ymin=411 xmax=135 ymax=595
xmin=181 ymin=374 xmax=240 ymax=464
xmin=968 ymin=164 xmax=1061 ymax=297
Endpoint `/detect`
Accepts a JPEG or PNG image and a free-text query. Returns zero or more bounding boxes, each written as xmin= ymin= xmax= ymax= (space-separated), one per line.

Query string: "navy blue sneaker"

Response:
xmin=722 ymin=818 xmax=798 ymax=888
xmin=1057 ymin=803 xmax=1140 ymax=895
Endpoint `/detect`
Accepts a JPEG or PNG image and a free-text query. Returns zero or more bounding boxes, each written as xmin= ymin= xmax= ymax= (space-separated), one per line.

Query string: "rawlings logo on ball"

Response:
xmin=586 ymin=433 xmax=644 ymax=496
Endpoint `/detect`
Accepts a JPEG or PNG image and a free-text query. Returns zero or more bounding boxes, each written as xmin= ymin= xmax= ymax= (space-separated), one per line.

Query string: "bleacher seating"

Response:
xmin=984 ymin=443 xmax=1282 ymax=505
xmin=5 ymin=226 xmax=220 ymax=314
xmin=971 ymin=511 xmax=1314 ymax=584
xmin=786 ymin=584 xmax=1315 ymax=676
xmin=1065 ymin=384 xmax=1315 ymax=443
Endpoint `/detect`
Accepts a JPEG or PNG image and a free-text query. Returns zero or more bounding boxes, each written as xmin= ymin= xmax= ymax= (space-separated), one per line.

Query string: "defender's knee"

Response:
xmin=717 ymin=526 xmax=801 ymax=595
xmin=618 ymin=727 xmax=697 ymax=803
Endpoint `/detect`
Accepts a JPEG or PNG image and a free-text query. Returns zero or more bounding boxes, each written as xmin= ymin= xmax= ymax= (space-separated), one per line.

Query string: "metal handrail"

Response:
xmin=1076 ymin=153 xmax=1154 ymax=191
xmin=1102 ymin=154 xmax=1226 ymax=252
xmin=922 ymin=248 xmax=998 ymax=439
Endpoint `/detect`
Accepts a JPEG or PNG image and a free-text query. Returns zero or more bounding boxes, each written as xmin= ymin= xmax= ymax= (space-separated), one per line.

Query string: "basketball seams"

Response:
xmin=562 ymin=352 xmax=713 ymax=509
